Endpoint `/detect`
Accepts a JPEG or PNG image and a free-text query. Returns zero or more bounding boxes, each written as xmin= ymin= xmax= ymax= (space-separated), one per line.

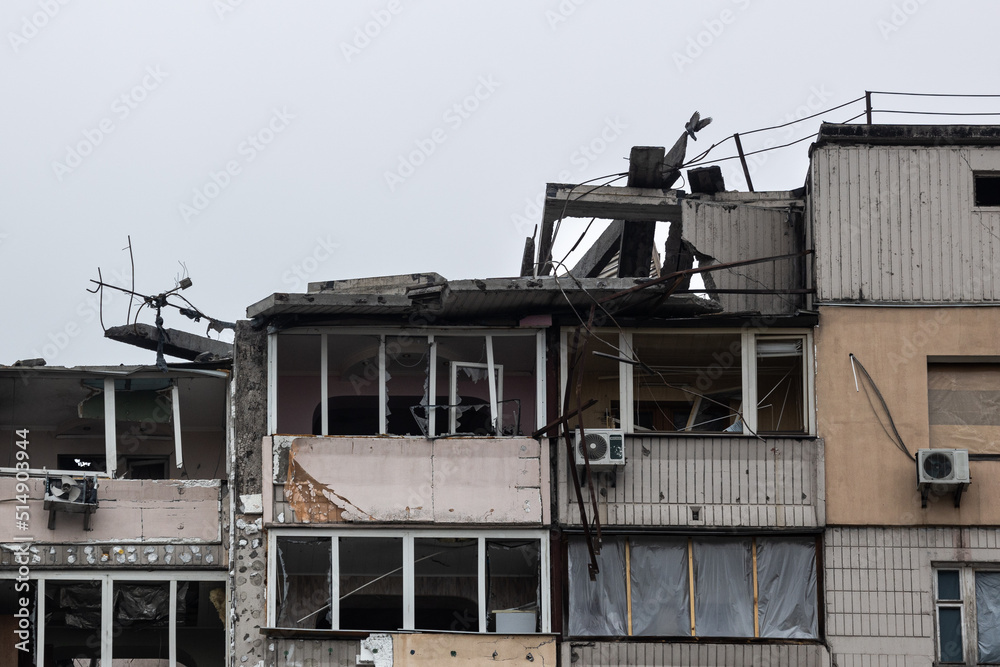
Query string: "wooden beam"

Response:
xmin=519 ymin=236 xmax=535 ymax=277
xmin=542 ymin=184 xmax=682 ymax=225
xmin=619 ymin=146 xmax=664 ymax=277
xmin=569 ymin=220 xmax=623 ymax=278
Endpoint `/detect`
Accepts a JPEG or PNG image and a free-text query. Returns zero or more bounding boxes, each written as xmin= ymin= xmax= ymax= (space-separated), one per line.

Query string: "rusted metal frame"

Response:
xmin=531 ymin=398 xmax=599 ymax=439
xmin=562 ymin=326 xmax=601 ymax=579
xmin=597 ymin=249 xmax=815 ymax=307
xmin=575 ymin=307 xmax=603 ymax=553
xmin=671 ymin=287 xmax=816 ymax=294
xmin=733 ymin=132 xmax=755 ymax=192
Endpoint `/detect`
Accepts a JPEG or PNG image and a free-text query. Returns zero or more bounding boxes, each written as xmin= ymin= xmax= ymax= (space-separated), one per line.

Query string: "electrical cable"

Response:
xmin=737 ymin=96 xmax=866 ymax=137
xmin=868 ymin=91 xmax=1000 ymax=98
xmin=849 ymin=354 xmax=914 ymax=461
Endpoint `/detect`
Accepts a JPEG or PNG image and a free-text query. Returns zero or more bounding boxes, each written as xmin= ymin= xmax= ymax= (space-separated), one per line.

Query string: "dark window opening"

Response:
xmin=975 ymin=173 xmax=1000 ymax=207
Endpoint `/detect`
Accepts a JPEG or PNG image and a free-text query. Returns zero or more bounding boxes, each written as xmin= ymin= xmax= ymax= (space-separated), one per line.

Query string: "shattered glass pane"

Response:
xmin=276 ymin=536 xmax=332 ymax=628
xmin=45 ymin=580 xmax=102 ymax=662
xmin=756 ymin=336 xmax=806 ymax=433
xmin=385 ymin=335 xmax=430 ymax=436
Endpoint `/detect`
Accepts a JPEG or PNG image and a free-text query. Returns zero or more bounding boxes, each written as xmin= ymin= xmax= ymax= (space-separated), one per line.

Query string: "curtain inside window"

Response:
xmin=756 ymin=537 xmax=818 ymax=638
xmin=567 ymin=538 xmax=627 ymax=636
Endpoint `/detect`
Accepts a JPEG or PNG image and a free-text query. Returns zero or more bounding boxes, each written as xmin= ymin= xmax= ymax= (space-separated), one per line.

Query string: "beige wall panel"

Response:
xmin=0 ymin=478 xmax=220 ymax=542
xmin=394 ymin=634 xmax=556 ymax=665
xmin=817 ymin=305 xmax=1000 ymax=524
xmin=281 ymin=437 xmax=543 ymax=524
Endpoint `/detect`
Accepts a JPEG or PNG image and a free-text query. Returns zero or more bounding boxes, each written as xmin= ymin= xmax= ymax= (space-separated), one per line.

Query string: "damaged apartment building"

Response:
xmin=0 ymin=333 xmax=232 ymax=666
xmin=3 ymin=118 xmax=1000 ymax=667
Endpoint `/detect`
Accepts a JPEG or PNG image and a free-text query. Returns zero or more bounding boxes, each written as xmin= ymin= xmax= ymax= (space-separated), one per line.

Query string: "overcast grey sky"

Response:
xmin=2 ymin=0 xmax=995 ymax=366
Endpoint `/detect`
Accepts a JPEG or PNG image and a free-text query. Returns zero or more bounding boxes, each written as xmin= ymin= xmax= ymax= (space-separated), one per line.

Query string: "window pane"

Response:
xmin=567 ymin=538 xmax=627 ymax=636
xmin=435 ymin=336 xmax=492 ymax=436
xmin=487 ymin=540 xmax=540 ymax=633
xmin=113 ymin=581 xmax=170 ymax=663
xmin=414 ymin=537 xmax=479 ymax=631
xmin=276 ymin=536 xmax=332 ymax=628
xmin=340 ymin=537 xmax=404 ymax=631
xmin=177 ymin=581 xmax=226 ymax=667
xmin=756 ymin=538 xmax=818 ymax=638
xmin=1 ymin=579 xmax=36 ymax=667
xmin=938 ymin=570 xmax=961 ymax=601
xmin=45 ymin=580 xmax=102 ymax=664
xmin=629 ymin=537 xmax=689 ymax=636
xmin=633 ymin=334 xmax=742 ymax=433
xmin=928 ymin=363 xmax=1000 ymax=451
xmin=977 ymin=572 xmax=1000 ymax=663
xmin=385 ymin=335 xmax=431 ymax=436
xmin=277 ymin=334 xmax=321 ymax=434
xmin=326 ymin=334 xmax=382 ymax=435
xmin=756 ymin=337 xmax=805 ymax=433
xmin=491 ymin=336 xmax=537 ymax=436
xmin=693 ymin=538 xmax=753 ymax=637
xmin=939 ymin=606 xmax=964 ymax=662
xmin=572 ymin=332 xmax=621 ymax=430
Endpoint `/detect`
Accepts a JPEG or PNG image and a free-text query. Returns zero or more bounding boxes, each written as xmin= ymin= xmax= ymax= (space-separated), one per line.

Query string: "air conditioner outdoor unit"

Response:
xmin=916 ymin=449 xmax=970 ymax=508
xmin=574 ymin=429 xmax=625 ymax=470
xmin=44 ymin=474 xmax=99 ymax=530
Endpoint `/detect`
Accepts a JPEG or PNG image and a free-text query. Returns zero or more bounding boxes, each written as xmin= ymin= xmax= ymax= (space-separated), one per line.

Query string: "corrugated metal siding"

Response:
xmin=812 ymin=145 xmax=1000 ymax=302
xmin=557 ymin=436 xmax=823 ymax=528
xmin=683 ymin=200 xmax=803 ymax=314
xmin=267 ymin=639 xmax=361 ymax=666
xmin=563 ymin=641 xmax=828 ymax=666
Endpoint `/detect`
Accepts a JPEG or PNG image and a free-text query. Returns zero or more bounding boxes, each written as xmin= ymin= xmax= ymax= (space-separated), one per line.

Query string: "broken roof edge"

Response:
xmin=246 ymin=275 xmax=723 ymax=320
xmin=813 ymin=122 xmax=1000 ymax=150
xmin=0 ymin=363 xmax=230 ymax=379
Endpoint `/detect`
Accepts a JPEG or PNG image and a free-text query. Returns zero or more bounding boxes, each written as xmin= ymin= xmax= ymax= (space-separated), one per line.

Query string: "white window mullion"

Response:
xmin=103 ymin=378 xmax=117 ymax=476
xmin=535 ymin=330 xmax=546 ymax=432
xmin=267 ymin=334 xmax=278 ymax=435
xmin=478 ymin=536 xmax=487 ymax=633
xmin=621 ymin=331 xmax=633 ymax=433
xmin=169 ymin=579 xmax=178 ymax=667
xmin=742 ymin=332 xmax=757 ymax=434
xmin=171 ymin=382 xmax=184 ymax=470
xmin=321 ymin=334 xmax=329 ymax=435
xmin=806 ymin=334 xmax=817 ymax=435
xmin=403 ymin=536 xmax=415 ymax=630
xmin=378 ymin=335 xmax=387 ymax=434
xmin=485 ymin=335 xmax=499 ymax=433
xmin=330 ymin=536 xmax=340 ymax=630
xmin=540 ymin=536 xmax=551 ymax=633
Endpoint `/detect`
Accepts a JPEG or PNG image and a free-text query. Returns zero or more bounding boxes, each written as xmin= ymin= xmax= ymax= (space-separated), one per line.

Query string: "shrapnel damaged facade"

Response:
xmin=2 ymin=121 xmax=1000 ymax=666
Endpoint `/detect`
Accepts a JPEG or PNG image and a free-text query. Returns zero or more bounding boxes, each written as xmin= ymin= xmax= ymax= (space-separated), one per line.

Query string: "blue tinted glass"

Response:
xmin=939 ymin=607 xmax=963 ymax=662
xmin=939 ymin=570 xmax=961 ymax=601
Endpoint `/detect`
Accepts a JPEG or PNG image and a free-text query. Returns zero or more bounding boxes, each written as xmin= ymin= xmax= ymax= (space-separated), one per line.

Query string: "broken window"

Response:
xmin=633 ymin=333 xmax=742 ymax=433
xmin=270 ymin=530 xmax=549 ymax=633
xmin=0 ymin=580 xmax=35 ymax=666
xmin=276 ymin=536 xmax=332 ymax=628
xmin=928 ymin=362 xmax=1000 ymax=451
xmin=567 ymin=535 xmax=817 ymax=639
xmin=339 ymin=536 xmax=403 ymax=631
xmin=564 ymin=329 xmax=812 ymax=436
xmin=0 ymin=370 xmax=227 ymax=480
xmin=487 ymin=540 xmax=541 ymax=633
xmin=274 ymin=330 xmax=541 ymax=437
xmin=4 ymin=574 xmax=225 ymax=666
xmin=415 ymin=537 xmax=478 ymax=631
xmin=975 ymin=173 xmax=1000 ymax=207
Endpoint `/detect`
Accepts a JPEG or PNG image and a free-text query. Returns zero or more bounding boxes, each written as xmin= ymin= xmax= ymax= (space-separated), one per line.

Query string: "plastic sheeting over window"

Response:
xmin=928 ymin=363 xmax=1000 ymax=453
xmin=629 ymin=537 xmax=689 ymax=636
xmin=977 ymin=572 xmax=1000 ymax=663
xmin=567 ymin=539 xmax=627 ymax=636
xmin=567 ymin=535 xmax=818 ymax=639
xmin=756 ymin=537 xmax=818 ymax=638
xmin=693 ymin=538 xmax=753 ymax=637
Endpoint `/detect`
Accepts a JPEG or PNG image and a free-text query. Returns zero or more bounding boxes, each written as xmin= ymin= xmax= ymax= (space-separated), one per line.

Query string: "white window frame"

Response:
xmin=0 ymin=570 xmax=227 ymax=667
xmin=934 ymin=565 xmax=1000 ymax=665
xmin=559 ymin=327 xmax=816 ymax=436
xmin=269 ymin=328 xmax=546 ymax=437
xmin=267 ymin=528 xmax=551 ymax=633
